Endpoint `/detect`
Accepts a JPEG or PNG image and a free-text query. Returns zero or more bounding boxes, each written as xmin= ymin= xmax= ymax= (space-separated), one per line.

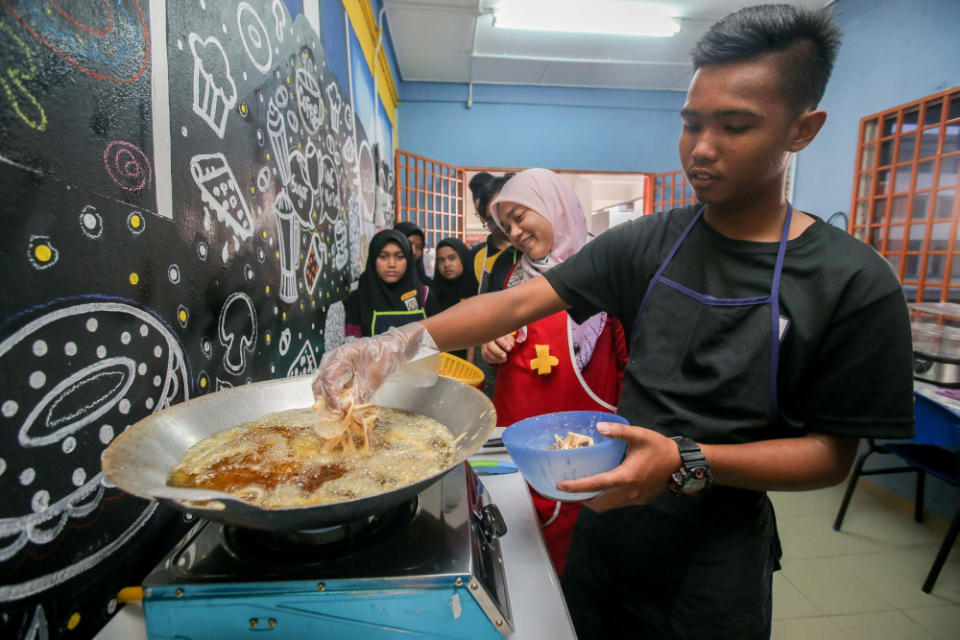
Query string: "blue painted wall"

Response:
xmin=398 ymin=82 xmax=686 ymax=172
xmin=794 ymin=0 xmax=960 ymax=219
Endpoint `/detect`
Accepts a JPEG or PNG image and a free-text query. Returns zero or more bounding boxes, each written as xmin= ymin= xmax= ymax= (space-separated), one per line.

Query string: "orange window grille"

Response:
xmin=850 ymin=87 xmax=960 ymax=303
xmin=646 ymin=170 xmax=697 ymax=215
xmin=394 ymin=149 xmax=465 ymax=248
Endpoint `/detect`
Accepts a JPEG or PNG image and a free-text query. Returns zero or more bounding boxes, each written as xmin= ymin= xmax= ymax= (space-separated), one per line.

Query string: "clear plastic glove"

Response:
xmin=312 ymin=323 xmax=439 ymax=412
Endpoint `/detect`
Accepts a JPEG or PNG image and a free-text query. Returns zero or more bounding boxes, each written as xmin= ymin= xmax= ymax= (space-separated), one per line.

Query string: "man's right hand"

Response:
xmin=311 ymin=323 xmax=437 ymax=411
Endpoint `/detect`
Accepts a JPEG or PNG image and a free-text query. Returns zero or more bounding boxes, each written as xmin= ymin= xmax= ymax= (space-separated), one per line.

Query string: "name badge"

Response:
xmin=401 ymin=289 xmax=420 ymax=311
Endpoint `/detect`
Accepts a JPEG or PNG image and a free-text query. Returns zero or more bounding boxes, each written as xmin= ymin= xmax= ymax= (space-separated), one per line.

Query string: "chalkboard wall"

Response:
xmin=0 ymin=1 xmax=392 ymax=637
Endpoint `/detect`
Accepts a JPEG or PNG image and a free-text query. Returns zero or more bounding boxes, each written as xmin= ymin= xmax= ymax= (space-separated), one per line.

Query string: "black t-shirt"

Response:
xmin=544 ymin=205 xmax=915 ymax=442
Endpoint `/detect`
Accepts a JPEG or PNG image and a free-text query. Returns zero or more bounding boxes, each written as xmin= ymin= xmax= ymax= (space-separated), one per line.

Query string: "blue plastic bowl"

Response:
xmin=501 ymin=411 xmax=629 ymax=502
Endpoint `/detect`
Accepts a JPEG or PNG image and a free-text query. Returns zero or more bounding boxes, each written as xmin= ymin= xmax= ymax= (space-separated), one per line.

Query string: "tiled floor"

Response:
xmin=770 ymin=480 xmax=959 ymax=639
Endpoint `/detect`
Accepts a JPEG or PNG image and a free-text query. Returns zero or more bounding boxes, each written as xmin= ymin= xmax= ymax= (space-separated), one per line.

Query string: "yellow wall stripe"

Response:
xmin=341 ymin=0 xmax=398 ymax=132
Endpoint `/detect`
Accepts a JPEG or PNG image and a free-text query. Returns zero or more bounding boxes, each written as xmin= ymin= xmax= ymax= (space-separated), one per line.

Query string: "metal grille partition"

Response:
xmin=394 ymin=150 xmax=465 ymax=247
xmin=647 ymin=170 xmax=697 ymax=214
xmin=850 ymin=86 xmax=960 ymax=302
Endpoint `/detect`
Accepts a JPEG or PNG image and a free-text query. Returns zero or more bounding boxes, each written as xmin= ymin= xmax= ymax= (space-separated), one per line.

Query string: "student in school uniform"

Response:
xmin=344 ymin=229 xmax=438 ymax=338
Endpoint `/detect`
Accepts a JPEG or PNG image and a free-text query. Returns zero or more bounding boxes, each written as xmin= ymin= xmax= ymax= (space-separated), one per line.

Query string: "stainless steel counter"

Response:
xmin=94 ymin=443 xmax=576 ymax=640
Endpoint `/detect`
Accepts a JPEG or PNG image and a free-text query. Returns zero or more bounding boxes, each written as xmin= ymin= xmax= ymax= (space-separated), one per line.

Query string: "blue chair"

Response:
xmin=833 ymin=391 xmax=960 ymax=593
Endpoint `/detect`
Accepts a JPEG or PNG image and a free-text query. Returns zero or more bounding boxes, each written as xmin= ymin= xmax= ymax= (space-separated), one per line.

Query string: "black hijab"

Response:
xmin=432 ymin=237 xmax=479 ymax=312
xmin=393 ymin=221 xmax=431 ymax=285
xmin=347 ymin=230 xmax=426 ymax=334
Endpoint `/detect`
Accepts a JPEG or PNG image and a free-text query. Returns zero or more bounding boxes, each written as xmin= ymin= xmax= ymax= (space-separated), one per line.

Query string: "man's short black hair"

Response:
xmin=477 ymin=173 xmax=516 ymax=221
xmin=691 ymin=4 xmax=841 ymax=114
xmin=469 ymin=172 xmax=495 ymax=199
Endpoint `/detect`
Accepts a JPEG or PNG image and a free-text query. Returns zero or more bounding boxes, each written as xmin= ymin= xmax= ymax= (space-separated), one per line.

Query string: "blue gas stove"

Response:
xmin=141 ymin=462 xmax=513 ymax=639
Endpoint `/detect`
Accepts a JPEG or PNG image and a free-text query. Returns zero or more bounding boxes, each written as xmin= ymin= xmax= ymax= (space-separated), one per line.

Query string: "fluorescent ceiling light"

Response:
xmin=494 ymin=0 xmax=680 ymax=37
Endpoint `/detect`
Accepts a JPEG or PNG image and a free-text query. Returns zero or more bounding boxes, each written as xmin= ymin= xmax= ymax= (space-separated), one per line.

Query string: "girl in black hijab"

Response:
xmin=344 ymin=229 xmax=438 ymax=338
xmin=393 ymin=221 xmax=431 ymax=285
xmin=432 ymin=237 xmax=480 ymax=361
xmin=432 ymin=238 xmax=479 ymax=311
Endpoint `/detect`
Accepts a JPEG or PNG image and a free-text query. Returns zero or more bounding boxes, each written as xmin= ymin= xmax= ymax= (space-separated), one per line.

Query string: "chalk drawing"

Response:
xmin=189 ymin=152 xmax=254 ymax=240
xmin=319 ymin=154 xmax=340 ymax=224
xmin=347 ymin=193 xmax=364 ymax=279
xmin=324 ymin=301 xmax=346 ymax=353
xmin=341 ymin=135 xmax=356 ymax=164
xmin=271 ymin=0 xmax=286 ymax=42
xmin=286 ymin=340 xmax=317 ymax=377
xmin=285 ymin=107 xmax=299 ymax=134
xmin=273 ymin=188 xmax=300 ymax=304
xmin=0 ymin=300 xmax=186 ymax=599
xmin=188 ymin=33 xmax=237 ymax=139
xmin=256 ymin=165 xmax=271 ymax=192
xmin=274 ymin=83 xmax=289 ymax=109
xmin=286 ymin=149 xmax=313 ymax=227
xmin=325 ymin=79 xmax=342 ymax=134
xmin=303 ymin=139 xmax=322 ymax=198
xmin=0 ymin=19 xmax=47 ymax=131
xmin=103 ymin=140 xmax=153 ymax=192
xmin=295 ymin=66 xmax=322 ymax=135
xmin=1 ymin=0 xmax=150 ymax=83
xmin=278 ymin=327 xmax=291 ymax=356
xmin=24 ymin=604 xmax=47 ymax=640
xmin=0 ymin=503 xmax=158 ymax=601
xmin=236 ymin=2 xmax=272 ymax=74
xmin=333 ymin=218 xmax=348 ymax=271
xmin=303 ymin=232 xmax=326 ymax=295
xmin=217 ymin=292 xmax=257 ymax=376
xmin=266 ymin=98 xmax=290 ymax=184
xmin=26 ymin=235 xmax=57 ymax=270
xmin=78 ymin=205 xmax=103 ymax=239
xmin=357 ymin=138 xmax=375 ymax=223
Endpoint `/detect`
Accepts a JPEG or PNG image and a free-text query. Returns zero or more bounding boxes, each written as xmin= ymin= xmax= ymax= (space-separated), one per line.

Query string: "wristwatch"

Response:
xmin=668 ymin=436 xmax=713 ymax=496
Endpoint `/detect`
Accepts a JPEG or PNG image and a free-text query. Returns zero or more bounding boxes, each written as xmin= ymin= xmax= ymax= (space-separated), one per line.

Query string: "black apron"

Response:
xmin=370 ymin=307 xmax=426 ymax=336
xmin=562 ymin=205 xmax=793 ymax=640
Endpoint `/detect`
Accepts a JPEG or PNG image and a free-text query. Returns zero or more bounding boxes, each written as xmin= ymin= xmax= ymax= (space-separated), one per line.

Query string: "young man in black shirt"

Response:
xmin=470 ymin=173 xmax=519 ymax=295
xmin=315 ymin=5 xmax=914 ymax=638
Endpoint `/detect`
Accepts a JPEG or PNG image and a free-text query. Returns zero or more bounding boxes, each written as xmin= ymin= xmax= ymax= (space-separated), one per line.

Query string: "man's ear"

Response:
xmin=787 ymin=109 xmax=827 ymax=152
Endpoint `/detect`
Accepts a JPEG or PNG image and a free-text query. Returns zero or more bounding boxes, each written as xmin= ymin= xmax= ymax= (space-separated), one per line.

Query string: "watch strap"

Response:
xmin=668 ymin=436 xmax=712 ymax=495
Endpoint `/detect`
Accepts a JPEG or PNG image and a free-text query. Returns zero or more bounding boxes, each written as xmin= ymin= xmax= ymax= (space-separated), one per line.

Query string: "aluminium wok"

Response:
xmin=101 ymin=374 xmax=496 ymax=531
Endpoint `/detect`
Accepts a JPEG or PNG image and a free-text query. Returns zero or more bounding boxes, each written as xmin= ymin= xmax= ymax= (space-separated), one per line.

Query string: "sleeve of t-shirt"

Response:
xmin=544 ymin=223 xmax=636 ymax=324
xmin=801 ymin=289 xmax=915 ymax=439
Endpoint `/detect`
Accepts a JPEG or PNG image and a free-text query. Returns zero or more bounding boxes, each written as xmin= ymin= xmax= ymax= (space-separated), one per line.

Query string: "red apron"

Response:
xmin=493 ymin=304 xmax=624 ymax=577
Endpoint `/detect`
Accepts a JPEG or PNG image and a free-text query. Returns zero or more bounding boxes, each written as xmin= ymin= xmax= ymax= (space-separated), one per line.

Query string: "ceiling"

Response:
xmin=383 ymin=0 xmax=830 ymax=92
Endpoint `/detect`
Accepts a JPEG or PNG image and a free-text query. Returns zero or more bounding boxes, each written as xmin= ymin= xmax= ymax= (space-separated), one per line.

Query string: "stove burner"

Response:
xmin=221 ymin=497 xmax=420 ymax=566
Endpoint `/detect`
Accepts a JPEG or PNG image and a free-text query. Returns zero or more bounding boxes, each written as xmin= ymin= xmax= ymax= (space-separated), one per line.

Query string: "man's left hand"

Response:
xmin=556 ymin=423 xmax=682 ymax=512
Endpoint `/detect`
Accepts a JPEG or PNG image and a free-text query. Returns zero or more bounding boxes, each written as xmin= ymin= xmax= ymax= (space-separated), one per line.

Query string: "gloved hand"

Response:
xmin=312 ymin=323 xmax=439 ymax=411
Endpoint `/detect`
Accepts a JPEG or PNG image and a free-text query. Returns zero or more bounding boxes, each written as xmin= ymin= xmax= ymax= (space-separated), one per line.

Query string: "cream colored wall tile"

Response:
xmin=771 ymin=616 xmax=847 ymax=640
xmin=902 ymin=604 xmax=960 ymax=640
xmin=828 ymin=610 xmax=935 ymax=639
xmin=781 ymin=557 xmax=894 ymax=615
xmin=773 ymin=573 xmax=820 ymax=620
